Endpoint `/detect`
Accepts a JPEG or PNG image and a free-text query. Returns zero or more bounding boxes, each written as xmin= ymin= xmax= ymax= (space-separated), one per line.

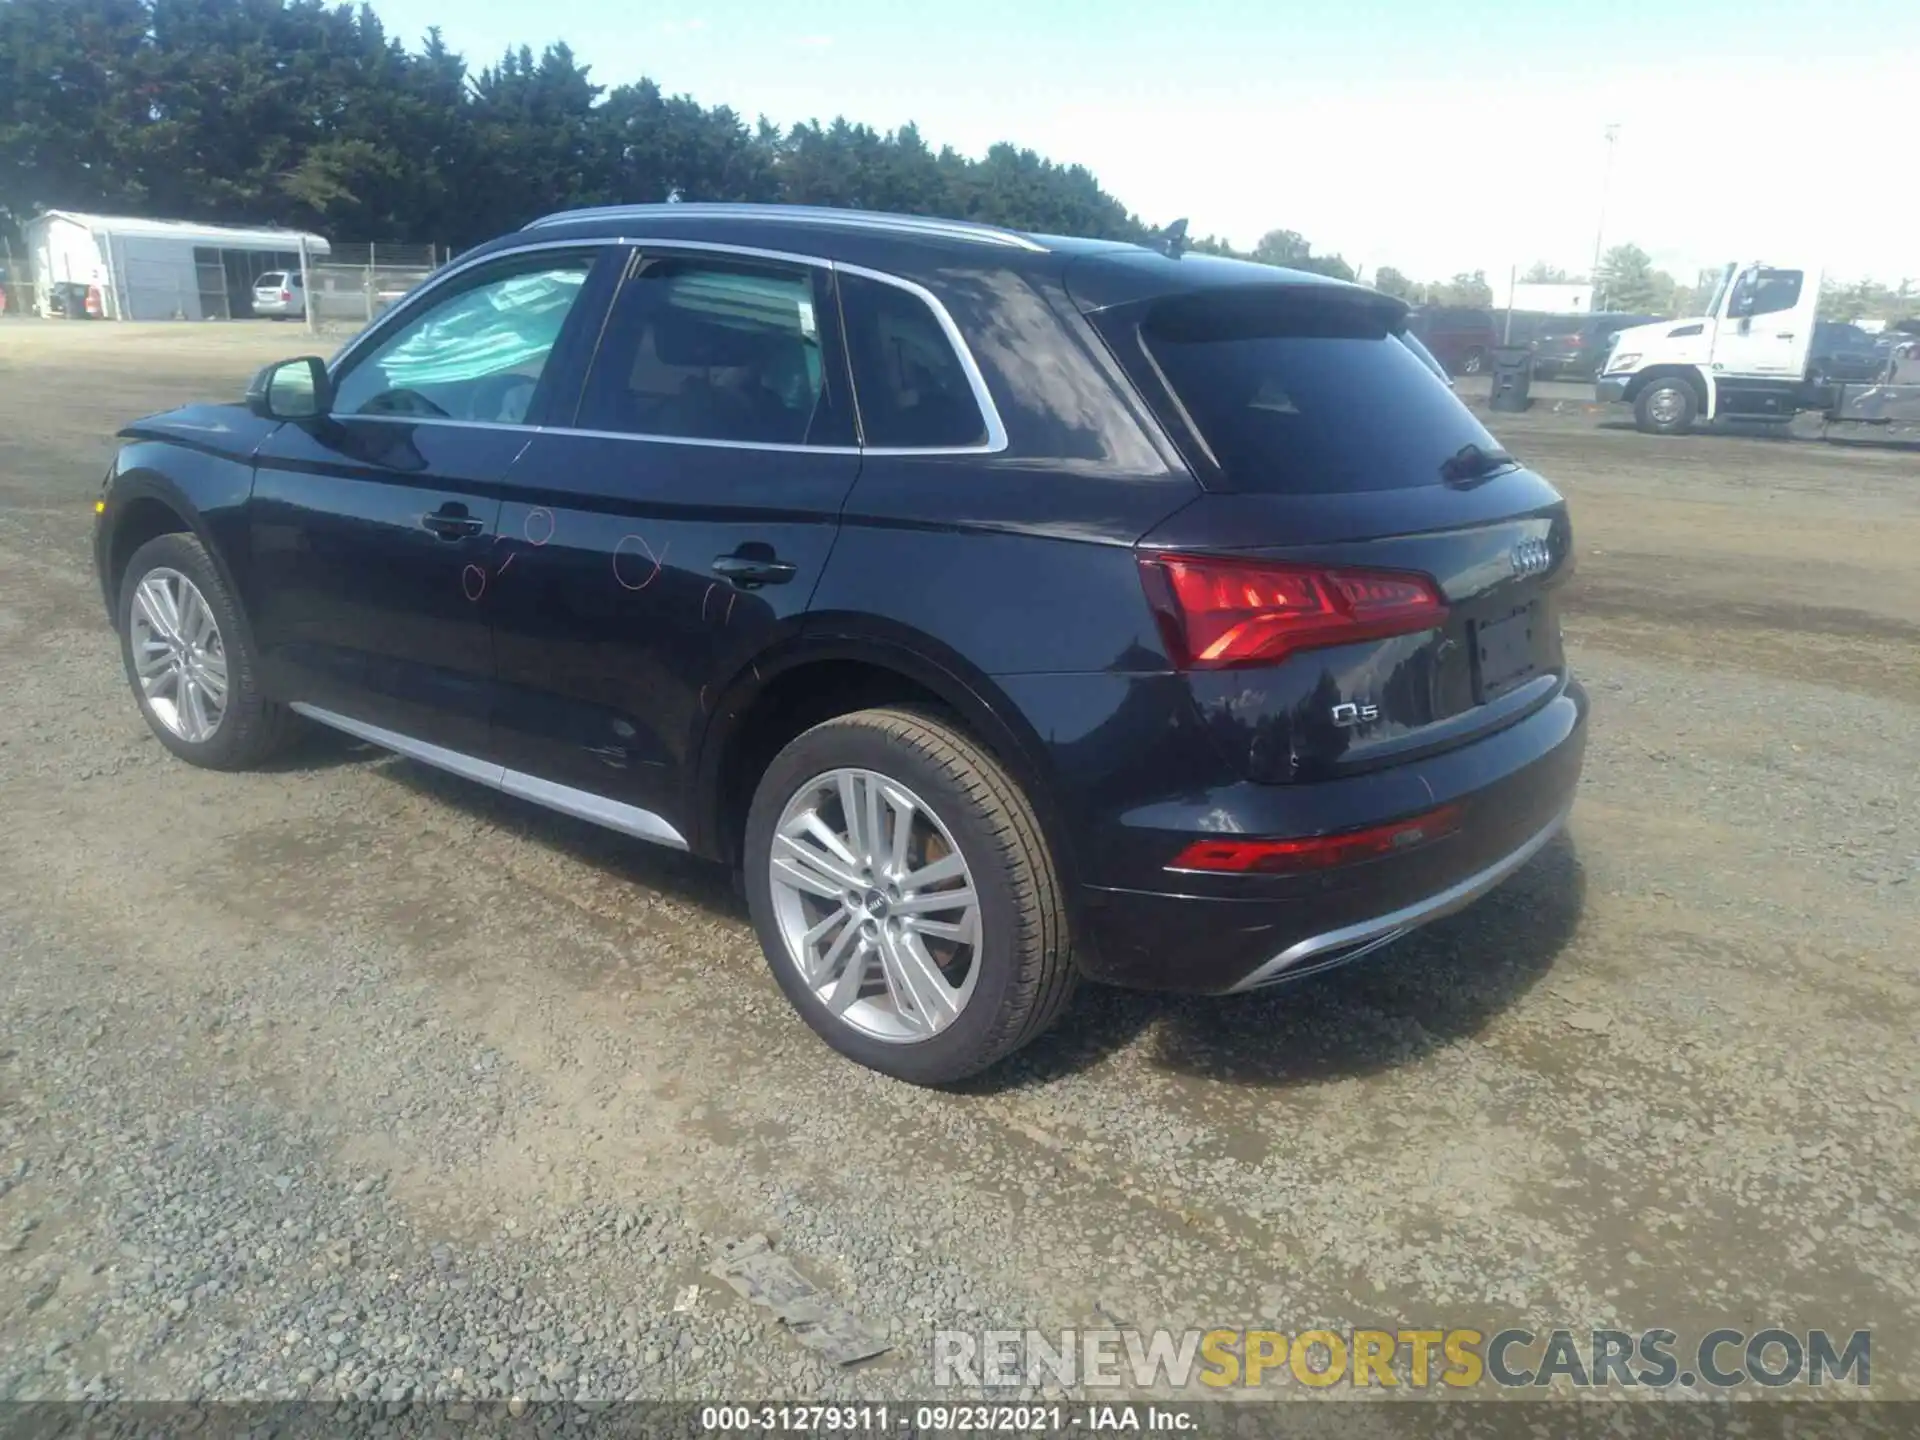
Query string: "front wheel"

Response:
xmin=1634 ymin=378 xmax=1698 ymax=435
xmin=744 ymin=708 xmax=1075 ymax=1085
xmin=117 ymin=532 xmax=299 ymax=769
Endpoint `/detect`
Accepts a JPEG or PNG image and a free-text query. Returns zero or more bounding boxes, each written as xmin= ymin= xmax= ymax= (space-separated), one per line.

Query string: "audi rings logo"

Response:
xmin=1509 ymin=538 xmax=1552 ymax=578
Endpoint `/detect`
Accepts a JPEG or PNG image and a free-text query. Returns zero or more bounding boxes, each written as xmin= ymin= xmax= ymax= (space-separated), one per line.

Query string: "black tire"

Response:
xmin=116 ymin=532 xmax=299 ymax=770
xmin=1634 ymin=377 xmax=1698 ymax=435
xmin=744 ymin=707 xmax=1075 ymax=1086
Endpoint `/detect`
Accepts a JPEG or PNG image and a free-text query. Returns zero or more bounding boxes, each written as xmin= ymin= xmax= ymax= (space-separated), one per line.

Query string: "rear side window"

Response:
xmin=837 ymin=271 xmax=989 ymax=450
xmin=1123 ymin=290 xmax=1506 ymax=494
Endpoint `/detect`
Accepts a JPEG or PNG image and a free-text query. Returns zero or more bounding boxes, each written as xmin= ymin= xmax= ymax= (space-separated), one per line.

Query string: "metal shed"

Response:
xmin=22 ymin=211 xmax=330 ymax=321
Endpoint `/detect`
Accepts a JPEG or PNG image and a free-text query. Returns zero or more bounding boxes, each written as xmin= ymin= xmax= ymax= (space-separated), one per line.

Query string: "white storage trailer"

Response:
xmin=22 ymin=211 xmax=329 ymax=321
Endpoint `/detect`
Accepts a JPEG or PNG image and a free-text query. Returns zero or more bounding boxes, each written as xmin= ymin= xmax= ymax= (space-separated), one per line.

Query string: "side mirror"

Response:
xmin=246 ymin=356 xmax=333 ymax=420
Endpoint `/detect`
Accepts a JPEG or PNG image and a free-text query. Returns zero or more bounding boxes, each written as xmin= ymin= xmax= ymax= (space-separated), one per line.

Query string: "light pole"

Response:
xmin=1590 ymin=123 xmax=1621 ymax=310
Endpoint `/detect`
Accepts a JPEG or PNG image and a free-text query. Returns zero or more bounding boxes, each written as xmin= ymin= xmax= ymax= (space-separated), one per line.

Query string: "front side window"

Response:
xmin=331 ymin=256 xmax=595 ymax=425
xmin=574 ymin=257 xmax=843 ymax=446
xmin=837 ymin=271 xmax=990 ymax=450
xmin=1729 ymin=267 xmax=1804 ymax=320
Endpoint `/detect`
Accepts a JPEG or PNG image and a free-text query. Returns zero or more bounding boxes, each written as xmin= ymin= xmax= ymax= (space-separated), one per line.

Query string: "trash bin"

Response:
xmin=1489 ymin=346 xmax=1534 ymax=412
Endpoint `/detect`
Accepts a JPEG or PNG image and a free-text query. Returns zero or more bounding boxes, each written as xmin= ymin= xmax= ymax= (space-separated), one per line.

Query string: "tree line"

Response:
xmin=5 ymin=0 xmax=1909 ymax=326
xmin=0 ymin=0 xmax=1154 ymax=253
xmin=0 ymin=0 xmax=1482 ymax=303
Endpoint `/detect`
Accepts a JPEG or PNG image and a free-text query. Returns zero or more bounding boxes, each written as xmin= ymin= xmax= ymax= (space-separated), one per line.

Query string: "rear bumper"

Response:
xmin=1073 ymin=678 xmax=1588 ymax=993
xmin=1223 ymin=803 xmax=1569 ymax=990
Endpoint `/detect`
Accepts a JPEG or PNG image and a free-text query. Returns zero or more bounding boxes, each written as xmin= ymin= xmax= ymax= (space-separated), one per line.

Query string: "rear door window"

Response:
xmin=572 ymin=255 xmax=850 ymax=447
xmin=1112 ymin=289 xmax=1506 ymax=494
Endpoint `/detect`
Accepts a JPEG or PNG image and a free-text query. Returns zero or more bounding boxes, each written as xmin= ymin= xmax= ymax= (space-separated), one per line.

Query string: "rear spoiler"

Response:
xmin=1130 ymin=283 xmax=1410 ymax=343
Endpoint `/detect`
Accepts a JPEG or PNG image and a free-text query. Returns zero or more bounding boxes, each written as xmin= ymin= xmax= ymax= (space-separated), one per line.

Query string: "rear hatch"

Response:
xmin=1075 ymin=275 xmax=1572 ymax=785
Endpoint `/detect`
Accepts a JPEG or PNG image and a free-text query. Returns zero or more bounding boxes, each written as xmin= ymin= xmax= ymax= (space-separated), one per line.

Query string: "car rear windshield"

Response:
xmin=257 ymin=273 xmax=284 ymax=287
xmin=1131 ymin=290 xmax=1505 ymax=494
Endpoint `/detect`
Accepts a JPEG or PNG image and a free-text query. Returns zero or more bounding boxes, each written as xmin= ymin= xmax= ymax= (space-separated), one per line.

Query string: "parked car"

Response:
xmin=251 ymin=270 xmax=306 ymax=320
xmin=1405 ymin=306 xmax=1501 ymax=375
xmin=93 ymin=204 xmax=1588 ymax=1085
xmin=1529 ymin=312 xmax=1664 ymax=381
xmin=1810 ymin=320 xmax=1885 ymax=384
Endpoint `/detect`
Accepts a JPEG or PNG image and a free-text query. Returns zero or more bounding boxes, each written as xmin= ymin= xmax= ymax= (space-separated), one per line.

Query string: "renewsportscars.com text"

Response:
xmin=933 ymin=1327 xmax=1870 ymax=1391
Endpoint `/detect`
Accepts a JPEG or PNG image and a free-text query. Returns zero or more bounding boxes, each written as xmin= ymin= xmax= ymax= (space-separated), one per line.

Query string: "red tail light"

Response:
xmin=1169 ymin=804 xmax=1461 ymax=874
xmin=1138 ymin=554 xmax=1447 ymax=670
xmin=280 ymin=289 xmax=291 ymax=301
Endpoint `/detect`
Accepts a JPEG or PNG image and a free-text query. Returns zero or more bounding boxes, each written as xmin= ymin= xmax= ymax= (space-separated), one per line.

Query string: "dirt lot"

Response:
xmin=1 ymin=321 xmax=1916 ymax=1405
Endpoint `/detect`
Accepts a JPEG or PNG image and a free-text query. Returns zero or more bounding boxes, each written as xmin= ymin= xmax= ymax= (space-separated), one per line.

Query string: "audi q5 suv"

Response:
xmin=94 ymin=204 xmax=1587 ymax=1084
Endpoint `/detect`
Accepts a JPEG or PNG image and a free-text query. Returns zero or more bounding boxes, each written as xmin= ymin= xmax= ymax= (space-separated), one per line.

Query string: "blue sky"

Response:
xmin=373 ymin=0 xmax=1920 ymax=287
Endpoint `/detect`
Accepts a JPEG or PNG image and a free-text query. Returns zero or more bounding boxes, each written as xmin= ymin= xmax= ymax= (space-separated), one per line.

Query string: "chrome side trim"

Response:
xmin=290 ymin=703 xmax=505 ymax=787
xmin=325 ymin=239 xmax=1009 ymax=458
xmin=498 ymin=769 xmax=689 ymax=851
xmin=288 ymin=703 xmax=690 ymax=852
xmin=522 ymin=203 xmax=1050 ymax=252
xmin=1226 ymin=804 xmax=1573 ymax=994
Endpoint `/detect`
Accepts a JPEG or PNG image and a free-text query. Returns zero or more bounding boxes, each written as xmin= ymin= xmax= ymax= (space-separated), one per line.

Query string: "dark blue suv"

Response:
xmin=93 ymin=204 xmax=1587 ymax=1084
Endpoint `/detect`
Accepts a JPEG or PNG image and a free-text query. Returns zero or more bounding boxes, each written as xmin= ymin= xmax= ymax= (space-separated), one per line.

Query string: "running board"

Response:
xmin=288 ymin=703 xmax=690 ymax=852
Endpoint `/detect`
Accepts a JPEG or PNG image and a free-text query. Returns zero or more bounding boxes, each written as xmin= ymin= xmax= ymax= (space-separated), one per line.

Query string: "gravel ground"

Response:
xmin=0 ymin=323 xmax=1916 ymax=1407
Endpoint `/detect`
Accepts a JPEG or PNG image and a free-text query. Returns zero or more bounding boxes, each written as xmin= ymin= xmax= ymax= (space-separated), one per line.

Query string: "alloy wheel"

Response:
xmin=766 ymin=767 xmax=982 ymax=1043
xmin=128 ymin=568 xmax=229 ymax=743
xmin=1647 ymin=386 xmax=1686 ymax=426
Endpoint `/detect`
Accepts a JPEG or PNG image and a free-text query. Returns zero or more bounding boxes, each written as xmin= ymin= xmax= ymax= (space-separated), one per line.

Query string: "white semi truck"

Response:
xmin=1595 ymin=260 xmax=1920 ymax=435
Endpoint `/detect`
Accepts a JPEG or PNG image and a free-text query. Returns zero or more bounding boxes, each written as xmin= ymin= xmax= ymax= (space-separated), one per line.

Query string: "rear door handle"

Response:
xmin=421 ymin=504 xmax=483 ymax=540
xmin=711 ymin=554 xmax=797 ymax=588
xmin=1776 ymin=332 xmax=1796 ymax=340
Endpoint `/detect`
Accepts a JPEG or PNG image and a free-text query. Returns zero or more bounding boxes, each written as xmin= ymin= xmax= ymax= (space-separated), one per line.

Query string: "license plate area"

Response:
xmin=1473 ymin=604 xmax=1540 ymax=701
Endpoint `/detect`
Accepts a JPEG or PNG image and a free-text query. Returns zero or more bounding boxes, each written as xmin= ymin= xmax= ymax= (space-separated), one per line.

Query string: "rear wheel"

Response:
xmin=1634 ymin=377 xmax=1698 ymax=435
xmin=744 ymin=708 xmax=1075 ymax=1085
xmin=117 ymin=532 xmax=298 ymax=770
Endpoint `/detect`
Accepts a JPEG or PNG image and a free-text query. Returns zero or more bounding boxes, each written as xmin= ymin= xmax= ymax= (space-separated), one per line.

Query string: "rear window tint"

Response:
xmin=1134 ymin=295 xmax=1505 ymax=494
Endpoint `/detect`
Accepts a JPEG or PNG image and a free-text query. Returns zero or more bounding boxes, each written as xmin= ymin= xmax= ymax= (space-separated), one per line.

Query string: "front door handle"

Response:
xmin=421 ymin=503 xmax=483 ymax=540
xmin=711 ymin=554 xmax=797 ymax=588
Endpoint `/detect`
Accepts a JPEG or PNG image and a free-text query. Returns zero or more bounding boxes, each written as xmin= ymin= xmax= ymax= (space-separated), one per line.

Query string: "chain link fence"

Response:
xmin=0 ymin=237 xmax=444 ymax=324
xmin=305 ymin=242 xmax=440 ymax=327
